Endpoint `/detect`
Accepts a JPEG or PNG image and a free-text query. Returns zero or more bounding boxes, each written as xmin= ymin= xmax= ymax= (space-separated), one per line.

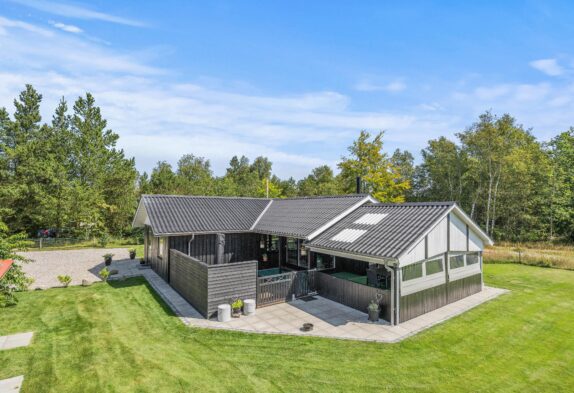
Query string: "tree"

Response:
xmin=338 ymin=130 xmax=410 ymax=202
xmin=391 ymin=149 xmax=415 ymax=199
xmin=176 ymin=154 xmax=214 ymax=195
xmin=0 ymin=221 xmax=33 ymax=306
xmin=548 ymin=129 xmax=574 ymax=240
xmin=298 ymin=165 xmax=341 ymax=196
xmin=149 ymin=161 xmax=178 ymax=194
xmin=250 ymin=156 xmax=272 ymax=181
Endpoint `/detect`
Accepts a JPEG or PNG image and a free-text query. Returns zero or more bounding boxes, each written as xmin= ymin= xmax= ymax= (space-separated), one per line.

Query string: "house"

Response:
xmin=132 ymin=194 xmax=493 ymax=324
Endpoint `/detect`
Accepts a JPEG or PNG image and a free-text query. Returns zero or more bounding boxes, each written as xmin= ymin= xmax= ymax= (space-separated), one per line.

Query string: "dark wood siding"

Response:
xmin=207 ymin=260 xmax=257 ymax=318
xmin=149 ymin=234 xmax=169 ymax=280
xmin=168 ymin=249 xmax=257 ymax=319
xmin=447 ymin=273 xmax=482 ymax=303
xmin=316 ymin=271 xmax=391 ymax=322
xmin=399 ymin=273 xmax=483 ymax=322
xmin=169 ymin=249 xmax=209 ymax=316
xmin=169 ymin=233 xmax=261 ymax=265
xmin=399 ymin=283 xmax=448 ymax=322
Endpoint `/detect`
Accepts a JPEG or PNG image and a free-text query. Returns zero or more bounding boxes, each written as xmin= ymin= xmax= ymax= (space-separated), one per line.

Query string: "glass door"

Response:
xmin=286 ymin=237 xmax=299 ymax=266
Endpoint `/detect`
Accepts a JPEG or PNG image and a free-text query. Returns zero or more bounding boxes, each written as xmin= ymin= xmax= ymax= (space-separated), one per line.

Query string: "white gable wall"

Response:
xmin=469 ymin=230 xmax=484 ymax=251
xmin=449 ymin=212 xmax=468 ymax=251
xmin=400 ymin=238 xmax=426 ymax=266
xmin=427 ymin=217 xmax=448 ymax=257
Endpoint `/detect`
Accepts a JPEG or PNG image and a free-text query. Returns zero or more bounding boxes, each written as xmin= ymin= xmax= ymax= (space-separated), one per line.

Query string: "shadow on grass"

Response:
xmin=106 ymin=277 xmax=177 ymax=318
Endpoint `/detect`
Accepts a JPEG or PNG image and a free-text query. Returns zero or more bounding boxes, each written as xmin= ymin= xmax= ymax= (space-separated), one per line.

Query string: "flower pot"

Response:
xmin=104 ymin=257 xmax=112 ymax=266
xmin=129 ymin=251 xmax=136 ymax=260
xmin=231 ymin=308 xmax=242 ymax=318
xmin=368 ymin=308 xmax=380 ymax=322
xmin=262 ymin=255 xmax=268 ymax=262
xmin=301 ymin=323 xmax=314 ymax=332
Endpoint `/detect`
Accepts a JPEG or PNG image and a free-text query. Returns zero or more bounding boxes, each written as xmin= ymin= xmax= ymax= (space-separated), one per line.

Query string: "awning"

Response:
xmin=0 ymin=259 xmax=14 ymax=280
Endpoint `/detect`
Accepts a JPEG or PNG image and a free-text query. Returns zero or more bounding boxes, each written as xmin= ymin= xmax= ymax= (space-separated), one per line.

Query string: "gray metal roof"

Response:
xmin=253 ymin=195 xmax=371 ymax=239
xmin=141 ymin=195 xmax=270 ymax=235
xmin=307 ymin=202 xmax=455 ymax=260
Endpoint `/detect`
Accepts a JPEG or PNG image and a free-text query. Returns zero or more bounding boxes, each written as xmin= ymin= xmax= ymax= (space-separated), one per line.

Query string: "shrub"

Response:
xmin=99 ymin=267 xmax=110 ymax=282
xmin=98 ymin=233 xmax=111 ymax=248
xmin=231 ymin=298 xmax=243 ymax=310
xmin=57 ymin=275 xmax=72 ymax=287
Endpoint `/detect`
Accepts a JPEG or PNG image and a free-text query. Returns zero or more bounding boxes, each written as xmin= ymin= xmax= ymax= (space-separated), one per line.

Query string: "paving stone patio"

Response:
xmin=0 ymin=333 xmax=34 ymax=351
xmin=0 ymin=376 xmax=23 ymax=393
xmin=21 ymin=248 xmax=509 ymax=342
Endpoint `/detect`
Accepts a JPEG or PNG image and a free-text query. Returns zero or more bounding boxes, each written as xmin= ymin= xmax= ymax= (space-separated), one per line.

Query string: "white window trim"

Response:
xmin=401 ymin=255 xmax=446 ymax=296
xmin=448 ymin=252 xmax=482 ymax=282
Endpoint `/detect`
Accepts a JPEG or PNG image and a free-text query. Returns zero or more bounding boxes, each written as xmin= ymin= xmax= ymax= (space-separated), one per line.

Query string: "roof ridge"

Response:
xmin=273 ymin=194 xmax=370 ymax=201
xmin=143 ymin=194 xmax=270 ymax=201
xmin=366 ymin=201 xmax=456 ymax=207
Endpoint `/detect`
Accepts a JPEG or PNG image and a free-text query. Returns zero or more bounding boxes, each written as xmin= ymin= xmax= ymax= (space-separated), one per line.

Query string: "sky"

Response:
xmin=1 ymin=1 xmax=574 ymax=178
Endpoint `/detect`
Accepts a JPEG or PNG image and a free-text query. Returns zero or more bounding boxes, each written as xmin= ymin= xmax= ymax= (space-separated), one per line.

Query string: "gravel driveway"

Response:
xmin=19 ymin=248 xmax=141 ymax=289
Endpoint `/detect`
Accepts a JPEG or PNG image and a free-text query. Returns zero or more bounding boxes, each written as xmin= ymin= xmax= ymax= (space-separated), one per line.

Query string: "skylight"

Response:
xmin=330 ymin=229 xmax=367 ymax=243
xmin=353 ymin=213 xmax=387 ymax=225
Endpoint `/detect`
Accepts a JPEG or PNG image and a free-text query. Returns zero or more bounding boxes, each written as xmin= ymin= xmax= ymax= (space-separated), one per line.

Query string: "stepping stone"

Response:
xmin=0 ymin=376 xmax=24 ymax=393
xmin=0 ymin=332 xmax=34 ymax=351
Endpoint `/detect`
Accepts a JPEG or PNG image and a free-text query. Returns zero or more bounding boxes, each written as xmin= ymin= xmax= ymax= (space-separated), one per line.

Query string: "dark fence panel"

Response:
xmin=399 ymin=283 xmax=448 ymax=322
xmin=169 ymin=249 xmax=209 ymax=316
xmin=315 ymin=272 xmax=391 ymax=322
xmin=207 ymin=260 xmax=258 ymax=318
xmin=257 ymin=270 xmax=316 ymax=307
xmin=447 ymin=273 xmax=482 ymax=303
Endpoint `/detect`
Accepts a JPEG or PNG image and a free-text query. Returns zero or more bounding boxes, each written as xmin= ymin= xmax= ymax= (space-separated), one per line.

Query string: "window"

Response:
xmin=425 ymin=258 xmax=443 ymax=275
xmin=270 ymin=235 xmax=279 ymax=251
xmin=449 ymin=254 xmax=464 ymax=269
xmin=402 ymin=262 xmax=423 ymax=281
xmin=157 ymin=237 xmax=165 ymax=259
xmin=311 ymin=253 xmax=334 ymax=270
xmin=466 ymin=253 xmax=480 ymax=265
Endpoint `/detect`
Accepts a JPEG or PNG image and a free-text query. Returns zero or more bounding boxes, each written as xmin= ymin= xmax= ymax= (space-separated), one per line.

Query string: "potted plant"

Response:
xmin=231 ymin=298 xmax=243 ymax=318
xmin=261 ymin=253 xmax=268 ymax=262
xmin=367 ymin=300 xmax=380 ymax=322
xmin=103 ymin=253 xmax=114 ymax=266
xmin=129 ymin=248 xmax=137 ymax=260
xmin=139 ymin=257 xmax=146 ymax=265
xmin=57 ymin=275 xmax=72 ymax=288
xmin=99 ymin=267 xmax=110 ymax=282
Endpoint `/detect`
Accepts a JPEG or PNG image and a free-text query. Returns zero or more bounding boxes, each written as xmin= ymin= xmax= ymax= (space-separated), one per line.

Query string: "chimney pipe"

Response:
xmin=356 ymin=176 xmax=362 ymax=194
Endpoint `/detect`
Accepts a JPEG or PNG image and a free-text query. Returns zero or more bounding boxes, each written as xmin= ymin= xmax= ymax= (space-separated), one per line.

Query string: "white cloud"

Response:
xmin=0 ymin=16 xmax=445 ymax=178
xmin=529 ymin=58 xmax=564 ymax=76
xmin=8 ymin=0 xmax=145 ymax=27
xmin=354 ymin=79 xmax=406 ymax=92
xmin=50 ymin=21 xmax=82 ymax=34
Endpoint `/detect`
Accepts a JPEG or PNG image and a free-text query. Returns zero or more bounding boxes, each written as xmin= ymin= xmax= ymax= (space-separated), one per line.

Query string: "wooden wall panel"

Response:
xmin=400 ymin=283 xmax=447 ymax=322
xmin=447 ymin=273 xmax=482 ymax=303
xmin=169 ymin=249 xmax=209 ymax=316
xmin=427 ymin=217 xmax=448 ymax=257
xmin=207 ymin=260 xmax=257 ymax=318
xmin=449 ymin=212 xmax=468 ymax=251
xmin=316 ymin=272 xmax=391 ymax=322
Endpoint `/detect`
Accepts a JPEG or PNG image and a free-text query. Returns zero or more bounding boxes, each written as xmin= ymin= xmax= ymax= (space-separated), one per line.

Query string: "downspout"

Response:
xmin=383 ymin=264 xmax=395 ymax=326
xmin=187 ymin=234 xmax=195 ymax=256
xmin=395 ymin=266 xmax=401 ymax=325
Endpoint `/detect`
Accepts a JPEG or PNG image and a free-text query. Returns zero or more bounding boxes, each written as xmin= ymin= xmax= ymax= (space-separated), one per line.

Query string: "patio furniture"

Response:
xmin=367 ymin=269 xmax=379 ymax=287
xmin=243 ymin=299 xmax=256 ymax=316
xmin=217 ymin=304 xmax=231 ymax=322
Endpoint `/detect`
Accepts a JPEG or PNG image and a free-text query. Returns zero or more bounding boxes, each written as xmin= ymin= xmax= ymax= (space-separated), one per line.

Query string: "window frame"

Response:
xmin=425 ymin=257 xmax=444 ymax=276
xmin=402 ymin=262 xmax=424 ymax=282
xmin=449 ymin=253 xmax=465 ymax=269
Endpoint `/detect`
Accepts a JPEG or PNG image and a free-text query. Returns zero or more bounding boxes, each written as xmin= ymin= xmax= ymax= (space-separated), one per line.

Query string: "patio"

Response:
xmin=20 ymin=248 xmax=508 ymax=343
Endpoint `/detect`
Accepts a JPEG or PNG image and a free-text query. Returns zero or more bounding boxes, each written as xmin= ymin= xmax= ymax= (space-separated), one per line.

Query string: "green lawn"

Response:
xmin=1 ymin=264 xmax=573 ymax=392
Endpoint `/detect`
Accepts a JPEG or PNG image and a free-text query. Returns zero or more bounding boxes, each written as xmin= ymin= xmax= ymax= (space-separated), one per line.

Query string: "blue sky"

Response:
xmin=1 ymin=1 xmax=574 ymax=178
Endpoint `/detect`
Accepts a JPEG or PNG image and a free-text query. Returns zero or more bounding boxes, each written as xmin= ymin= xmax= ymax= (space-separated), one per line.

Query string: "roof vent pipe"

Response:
xmin=356 ymin=176 xmax=362 ymax=194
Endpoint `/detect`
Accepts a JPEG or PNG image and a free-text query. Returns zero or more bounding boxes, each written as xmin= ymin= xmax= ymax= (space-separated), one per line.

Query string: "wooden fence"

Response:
xmin=315 ymin=271 xmax=391 ymax=322
xmin=257 ymin=270 xmax=317 ymax=307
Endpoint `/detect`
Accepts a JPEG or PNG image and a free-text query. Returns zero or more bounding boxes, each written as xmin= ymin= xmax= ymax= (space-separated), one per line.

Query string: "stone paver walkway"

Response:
xmin=0 ymin=333 xmax=34 ymax=351
xmin=0 ymin=376 xmax=23 ymax=393
xmin=21 ymin=249 xmax=509 ymax=342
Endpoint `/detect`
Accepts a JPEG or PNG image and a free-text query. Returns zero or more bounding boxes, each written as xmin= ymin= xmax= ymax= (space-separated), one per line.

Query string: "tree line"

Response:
xmin=1 ymin=85 xmax=573 ymax=242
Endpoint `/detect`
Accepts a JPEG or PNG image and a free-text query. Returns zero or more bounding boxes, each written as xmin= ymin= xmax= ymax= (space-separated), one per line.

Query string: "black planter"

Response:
xmin=301 ymin=323 xmax=314 ymax=332
xmin=368 ymin=308 xmax=380 ymax=322
xmin=232 ymin=308 xmax=241 ymax=318
xmin=129 ymin=252 xmax=136 ymax=260
xmin=104 ymin=257 xmax=112 ymax=266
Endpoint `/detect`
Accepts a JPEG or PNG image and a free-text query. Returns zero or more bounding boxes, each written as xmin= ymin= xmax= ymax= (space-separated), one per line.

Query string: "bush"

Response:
xmin=98 ymin=233 xmax=111 ymax=248
xmin=99 ymin=267 xmax=110 ymax=281
xmin=57 ymin=275 xmax=72 ymax=287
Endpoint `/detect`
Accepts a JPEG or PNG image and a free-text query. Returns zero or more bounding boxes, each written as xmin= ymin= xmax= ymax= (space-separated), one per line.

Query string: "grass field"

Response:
xmin=484 ymin=242 xmax=574 ymax=270
xmin=1 ymin=264 xmax=572 ymax=392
